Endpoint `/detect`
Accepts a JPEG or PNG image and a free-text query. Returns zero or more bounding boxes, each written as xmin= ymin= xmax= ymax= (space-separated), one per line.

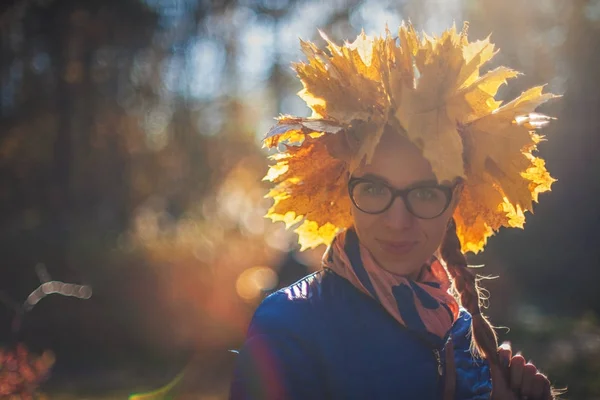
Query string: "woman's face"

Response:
xmin=350 ymin=132 xmax=459 ymax=278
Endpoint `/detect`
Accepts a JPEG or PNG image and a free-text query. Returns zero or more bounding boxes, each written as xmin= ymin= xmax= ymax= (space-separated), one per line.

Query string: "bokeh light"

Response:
xmin=235 ymin=266 xmax=278 ymax=302
xmin=1 ymin=0 xmax=599 ymax=398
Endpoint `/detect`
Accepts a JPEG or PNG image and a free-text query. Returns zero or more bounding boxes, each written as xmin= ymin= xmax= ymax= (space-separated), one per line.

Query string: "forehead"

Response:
xmin=353 ymin=131 xmax=437 ymax=187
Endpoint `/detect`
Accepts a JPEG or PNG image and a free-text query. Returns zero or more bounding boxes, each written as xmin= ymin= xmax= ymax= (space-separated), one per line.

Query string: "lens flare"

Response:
xmin=236 ymin=266 xmax=278 ymax=301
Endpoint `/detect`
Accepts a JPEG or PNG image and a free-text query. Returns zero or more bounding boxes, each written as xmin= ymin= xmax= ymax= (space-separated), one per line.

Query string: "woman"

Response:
xmin=230 ymin=23 xmax=559 ymax=400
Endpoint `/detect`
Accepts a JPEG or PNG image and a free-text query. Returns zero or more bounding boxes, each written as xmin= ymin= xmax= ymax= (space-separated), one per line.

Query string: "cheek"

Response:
xmin=421 ymin=221 xmax=446 ymax=241
xmin=419 ymin=214 xmax=452 ymax=246
xmin=351 ymin=206 xmax=379 ymax=234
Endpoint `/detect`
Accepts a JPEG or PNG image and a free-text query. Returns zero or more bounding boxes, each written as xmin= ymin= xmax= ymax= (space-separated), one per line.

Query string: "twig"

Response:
xmin=23 ymin=263 xmax=93 ymax=312
xmin=0 ymin=263 xmax=93 ymax=334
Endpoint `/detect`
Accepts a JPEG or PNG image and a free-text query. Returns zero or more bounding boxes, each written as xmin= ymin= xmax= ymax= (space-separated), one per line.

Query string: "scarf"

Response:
xmin=322 ymin=228 xmax=460 ymax=346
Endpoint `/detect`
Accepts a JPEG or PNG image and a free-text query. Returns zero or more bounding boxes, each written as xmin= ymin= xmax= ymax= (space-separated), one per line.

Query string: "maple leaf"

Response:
xmin=263 ymin=116 xmax=344 ymax=148
xmin=264 ymin=136 xmax=352 ymax=250
xmin=295 ymin=33 xmax=388 ymax=124
xmin=455 ymin=87 xmax=559 ymax=252
xmin=294 ymin=31 xmax=392 ymax=170
xmin=393 ymin=24 xmax=468 ymax=183
xmin=462 ymin=87 xmax=559 ymax=210
xmin=262 ymin=22 xmax=559 ymax=253
xmin=392 ymin=24 xmax=523 ymax=184
xmin=453 ymin=175 xmax=504 ymax=252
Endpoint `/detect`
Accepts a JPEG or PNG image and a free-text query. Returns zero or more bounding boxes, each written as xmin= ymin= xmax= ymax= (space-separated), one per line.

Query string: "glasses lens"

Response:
xmin=351 ymin=181 xmax=393 ymax=213
xmin=406 ymin=187 xmax=450 ymax=218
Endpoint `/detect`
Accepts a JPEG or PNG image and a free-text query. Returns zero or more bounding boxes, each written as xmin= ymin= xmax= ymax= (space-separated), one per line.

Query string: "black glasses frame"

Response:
xmin=347 ymin=177 xmax=455 ymax=219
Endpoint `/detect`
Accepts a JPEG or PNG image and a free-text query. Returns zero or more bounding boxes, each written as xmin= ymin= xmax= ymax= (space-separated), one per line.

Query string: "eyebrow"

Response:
xmin=351 ymin=173 xmax=441 ymax=189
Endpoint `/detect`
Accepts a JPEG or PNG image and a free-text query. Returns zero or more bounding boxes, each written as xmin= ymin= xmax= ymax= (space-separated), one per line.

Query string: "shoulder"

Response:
xmin=231 ymin=271 xmax=338 ymax=399
xmin=248 ymin=269 xmax=349 ymax=338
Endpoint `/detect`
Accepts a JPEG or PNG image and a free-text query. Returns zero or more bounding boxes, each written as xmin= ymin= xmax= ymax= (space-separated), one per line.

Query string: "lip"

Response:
xmin=376 ymin=239 xmax=419 ymax=256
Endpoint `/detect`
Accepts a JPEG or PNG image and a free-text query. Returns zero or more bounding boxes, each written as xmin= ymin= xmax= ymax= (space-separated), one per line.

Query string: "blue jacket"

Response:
xmin=230 ymin=269 xmax=492 ymax=399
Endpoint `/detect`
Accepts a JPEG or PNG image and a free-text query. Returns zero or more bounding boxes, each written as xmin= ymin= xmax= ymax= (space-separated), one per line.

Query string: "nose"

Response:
xmin=383 ymin=197 xmax=415 ymax=230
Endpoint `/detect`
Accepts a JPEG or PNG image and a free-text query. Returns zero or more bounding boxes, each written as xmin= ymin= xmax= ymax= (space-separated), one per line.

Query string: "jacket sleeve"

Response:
xmin=229 ymin=294 xmax=325 ymax=400
xmin=452 ymin=311 xmax=493 ymax=400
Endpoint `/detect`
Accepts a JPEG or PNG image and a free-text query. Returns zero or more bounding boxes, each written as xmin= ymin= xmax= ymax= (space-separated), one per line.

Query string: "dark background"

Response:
xmin=0 ymin=0 xmax=599 ymax=398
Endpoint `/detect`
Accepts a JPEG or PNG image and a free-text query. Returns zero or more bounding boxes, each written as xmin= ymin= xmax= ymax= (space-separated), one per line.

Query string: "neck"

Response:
xmin=382 ymin=263 xmax=424 ymax=280
xmin=366 ymin=250 xmax=427 ymax=280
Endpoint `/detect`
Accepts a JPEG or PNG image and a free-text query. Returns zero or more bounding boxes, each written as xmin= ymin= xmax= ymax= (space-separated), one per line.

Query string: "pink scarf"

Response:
xmin=322 ymin=228 xmax=459 ymax=344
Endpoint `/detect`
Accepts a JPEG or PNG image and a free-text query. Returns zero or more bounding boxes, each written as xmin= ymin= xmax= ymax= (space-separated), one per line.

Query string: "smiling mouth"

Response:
xmin=376 ymin=239 xmax=419 ymax=256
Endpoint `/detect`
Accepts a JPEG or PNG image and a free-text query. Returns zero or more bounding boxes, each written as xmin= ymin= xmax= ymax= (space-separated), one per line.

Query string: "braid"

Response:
xmin=440 ymin=218 xmax=500 ymax=363
xmin=441 ymin=218 xmax=565 ymax=399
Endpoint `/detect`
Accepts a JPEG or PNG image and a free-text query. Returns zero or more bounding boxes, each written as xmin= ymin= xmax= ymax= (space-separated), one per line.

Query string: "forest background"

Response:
xmin=1 ymin=0 xmax=599 ymax=398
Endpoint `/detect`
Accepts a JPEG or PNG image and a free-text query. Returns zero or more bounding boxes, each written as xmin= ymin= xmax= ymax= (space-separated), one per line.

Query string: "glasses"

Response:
xmin=348 ymin=177 xmax=455 ymax=219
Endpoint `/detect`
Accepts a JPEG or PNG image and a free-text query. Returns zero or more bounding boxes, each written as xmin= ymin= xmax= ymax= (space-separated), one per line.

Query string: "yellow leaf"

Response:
xmin=522 ymin=154 xmax=556 ymax=203
xmin=449 ymin=66 xmax=521 ymax=120
xmin=492 ymin=86 xmax=560 ymax=119
xmin=264 ymin=22 xmax=559 ymax=253
xmin=454 ymin=86 xmax=557 ymax=251
xmin=264 ymin=136 xmax=353 ymax=248
xmin=263 ymin=117 xmax=344 ymax=148
xmin=394 ymin=24 xmax=471 ymax=182
xmin=348 ymin=120 xmax=386 ymax=172
xmin=462 ymin=119 xmax=533 ymax=208
xmin=454 ymin=176 xmax=509 ymax=253
xmin=396 ymin=99 xmax=465 ymax=183
xmin=263 ymin=162 xmax=289 ymax=182
xmin=458 ymin=36 xmax=496 ymax=88
xmin=347 ymin=30 xmax=374 ymax=70
xmin=294 ymin=220 xmax=340 ymax=251
xmin=295 ymin=32 xmax=389 ymax=125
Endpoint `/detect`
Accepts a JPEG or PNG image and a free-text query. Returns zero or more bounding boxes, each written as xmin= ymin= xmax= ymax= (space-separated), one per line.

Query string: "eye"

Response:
xmin=360 ymin=182 xmax=387 ymax=196
xmin=413 ymin=188 xmax=440 ymax=201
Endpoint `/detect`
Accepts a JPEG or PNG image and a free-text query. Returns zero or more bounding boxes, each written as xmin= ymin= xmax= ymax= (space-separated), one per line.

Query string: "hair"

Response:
xmin=441 ymin=217 xmax=564 ymax=399
xmin=440 ymin=218 xmax=504 ymax=380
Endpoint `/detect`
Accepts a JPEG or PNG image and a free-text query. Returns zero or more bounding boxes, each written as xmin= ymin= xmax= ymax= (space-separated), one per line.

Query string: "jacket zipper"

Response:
xmin=432 ymin=348 xmax=443 ymax=377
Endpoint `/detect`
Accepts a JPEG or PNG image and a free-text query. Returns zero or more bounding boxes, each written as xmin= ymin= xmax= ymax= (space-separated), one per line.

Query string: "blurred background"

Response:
xmin=0 ymin=0 xmax=599 ymax=398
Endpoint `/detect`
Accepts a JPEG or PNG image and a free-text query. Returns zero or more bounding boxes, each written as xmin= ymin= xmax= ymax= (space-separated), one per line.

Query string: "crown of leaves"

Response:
xmin=263 ymin=22 xmax=559 ymax=253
